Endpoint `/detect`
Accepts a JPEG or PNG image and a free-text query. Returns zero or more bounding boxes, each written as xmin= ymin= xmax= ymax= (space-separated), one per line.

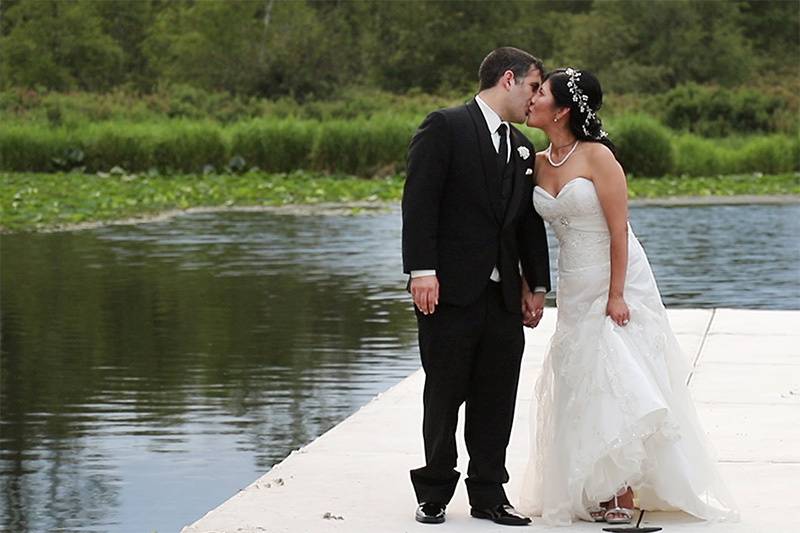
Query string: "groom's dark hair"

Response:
xmin=478 ymin=47 xmax=543 ymax=91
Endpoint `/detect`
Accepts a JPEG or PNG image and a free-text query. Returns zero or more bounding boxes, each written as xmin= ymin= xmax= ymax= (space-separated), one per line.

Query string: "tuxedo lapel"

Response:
xmin=503 ymin=128 xmax=531 ymax=228
xmin=466 ymin=99 xmax=504 ymax=224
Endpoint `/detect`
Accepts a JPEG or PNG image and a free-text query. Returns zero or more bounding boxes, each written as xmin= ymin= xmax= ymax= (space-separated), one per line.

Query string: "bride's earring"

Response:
xmin=553 ymin=116 xmax=559 ymax=122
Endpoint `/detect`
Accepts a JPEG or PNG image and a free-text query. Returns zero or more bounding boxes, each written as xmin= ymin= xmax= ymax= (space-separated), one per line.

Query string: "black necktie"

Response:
xmin=496 ymin=123 xmax=514 ymax=214
xmin=497 ymin=123 xmax=508 ymax=169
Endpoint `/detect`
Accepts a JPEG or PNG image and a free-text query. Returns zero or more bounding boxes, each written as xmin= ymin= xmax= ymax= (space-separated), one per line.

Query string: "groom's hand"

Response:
xmin=522 ymin=290 xmax=545 ymax=328
xmin=410 ymin=275 xmax=439 ymax=315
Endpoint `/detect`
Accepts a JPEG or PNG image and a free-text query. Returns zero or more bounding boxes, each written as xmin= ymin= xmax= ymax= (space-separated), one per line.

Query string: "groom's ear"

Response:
xmin=501 ymin=70 xmax=516 ymax=90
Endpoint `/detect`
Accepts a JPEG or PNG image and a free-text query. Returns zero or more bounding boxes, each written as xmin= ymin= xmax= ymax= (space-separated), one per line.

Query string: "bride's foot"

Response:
xmin=587 ymin=506 xmax=607 ymax=522
xmin=602 ymin=487 xmax=635 ymax=524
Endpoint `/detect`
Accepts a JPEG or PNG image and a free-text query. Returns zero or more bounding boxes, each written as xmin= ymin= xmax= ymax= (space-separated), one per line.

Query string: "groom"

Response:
xmin=402 ymin=47 xmax=551 ymax=526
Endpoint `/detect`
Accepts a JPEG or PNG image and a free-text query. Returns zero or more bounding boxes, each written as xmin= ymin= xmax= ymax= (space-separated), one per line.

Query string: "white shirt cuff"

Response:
xmin=410 ymin=270 xmax=436 ymax=278
xmin=521 ymin=262 xmax=546 ymax=293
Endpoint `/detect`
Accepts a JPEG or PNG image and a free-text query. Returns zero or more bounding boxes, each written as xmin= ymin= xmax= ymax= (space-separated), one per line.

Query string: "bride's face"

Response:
xmin=526 ymin=79 xmax=561 ymax=129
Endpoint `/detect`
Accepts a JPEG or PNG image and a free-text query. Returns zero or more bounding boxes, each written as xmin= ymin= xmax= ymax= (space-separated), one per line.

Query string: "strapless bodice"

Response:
xmin=533 ymin=177 xmax=615 ymax=272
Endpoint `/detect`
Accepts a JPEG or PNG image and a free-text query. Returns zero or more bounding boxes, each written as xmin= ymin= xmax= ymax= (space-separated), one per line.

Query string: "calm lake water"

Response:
xmin=1 ymin=203 xmax=798 ymax=532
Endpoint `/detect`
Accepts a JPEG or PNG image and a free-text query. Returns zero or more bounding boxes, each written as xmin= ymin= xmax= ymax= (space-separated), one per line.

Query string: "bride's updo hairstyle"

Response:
xmin=545 ymin=68 xmax=616 ymax=155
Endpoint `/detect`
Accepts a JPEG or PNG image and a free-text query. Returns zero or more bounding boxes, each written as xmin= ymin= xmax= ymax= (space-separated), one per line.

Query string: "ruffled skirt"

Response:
xmin=519 ymin=235 xmax=739 ymax=525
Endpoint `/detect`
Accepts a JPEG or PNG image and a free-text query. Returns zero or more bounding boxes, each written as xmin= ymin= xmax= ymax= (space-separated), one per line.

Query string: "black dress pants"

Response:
xmin=410 ymin=281 xmax=525 ymax=509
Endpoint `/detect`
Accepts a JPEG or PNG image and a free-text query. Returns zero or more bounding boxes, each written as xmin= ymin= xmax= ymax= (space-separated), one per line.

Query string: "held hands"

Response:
xmin=522 ymin=289 xmax=545 ymax=328
xmin=411 ymin=275 xmax=439 ymax=315
xmin=606 ymin=294 xmax=630 ymax=326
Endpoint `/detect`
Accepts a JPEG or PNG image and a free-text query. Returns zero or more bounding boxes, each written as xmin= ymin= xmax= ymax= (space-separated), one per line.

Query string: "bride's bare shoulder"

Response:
xmin=585 ymin=142 xmax=624 ymax=178
xmin=583 ymin=141 xmax=615 ymax=161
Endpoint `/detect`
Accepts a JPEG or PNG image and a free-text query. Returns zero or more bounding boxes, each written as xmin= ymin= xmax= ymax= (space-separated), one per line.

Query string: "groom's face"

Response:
xmin=507 ymin=67 xmax=542 ymax=124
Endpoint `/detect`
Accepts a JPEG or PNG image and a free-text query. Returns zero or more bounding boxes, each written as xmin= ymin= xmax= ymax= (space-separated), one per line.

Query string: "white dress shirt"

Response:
xmin=411 ymin=95 xmax=547 ymax=294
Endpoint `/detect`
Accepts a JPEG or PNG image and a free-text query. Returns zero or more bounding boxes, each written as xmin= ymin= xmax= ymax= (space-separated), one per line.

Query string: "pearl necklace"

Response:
xmin=546 ymin=140 xmax=580 ymax=167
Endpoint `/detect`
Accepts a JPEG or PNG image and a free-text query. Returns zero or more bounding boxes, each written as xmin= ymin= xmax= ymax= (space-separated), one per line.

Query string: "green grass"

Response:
xmin=0 ymin=117 xmax=421 ymax=176
xmin=2 ymin=171 xmax=797 ymax=233
xmin=3 ymin=86 xmax=797 ymax=179
xmin=2 ymin=116 xmax=797 ymax=178
xmin=627 ymin=173 xmax=800 ymax=198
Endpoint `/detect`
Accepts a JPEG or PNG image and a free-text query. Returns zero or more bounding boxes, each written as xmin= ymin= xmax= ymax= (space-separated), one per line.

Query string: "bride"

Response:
xmin=518 ymin=68 xmax=740 ymax=526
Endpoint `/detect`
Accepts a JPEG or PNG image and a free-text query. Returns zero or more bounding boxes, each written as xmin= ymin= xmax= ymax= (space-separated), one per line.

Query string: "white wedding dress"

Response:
xmin=519 ymin=177 xmax=739 ymax=525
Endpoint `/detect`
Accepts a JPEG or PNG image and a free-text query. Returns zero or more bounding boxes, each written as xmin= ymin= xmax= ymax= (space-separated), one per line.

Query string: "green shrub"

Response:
xmin=660 ymin=83 xmax=784 ymax=136
xmin=357 ymin=118 xmax=416 ymax=175
xmin=611 ymin=114 xmax=674 ymax=177
xmin=2 ymin=113 xmax=795 ymax=178
xmin=672 ymin=134 xmax=741 ymax=176
xmin=0 ymin=87 xmax=474 ymax=126
xmin=311 ymin=120 xmax=360 ymax=174
xmin=79 ymin=121 xmax=226 ymax=173
xmin=673 ymin=135 xmax=720 ymax=176
xmin=81 ymin=123 xmax=153 ymax=171
xmin=672 ymin=133 xmax=799 ymax=176
xmin=311 ymin=118 xmax=415 ymax=175
xmin=146 ymin=122 xmax=227 ymax=172
xmin=0 ymin=125 xmax=71 ymax=172
xmin=734 ymin=135 xmax=800 ymax=174
xmin=229 ymin=119 xmax=315 ymax=172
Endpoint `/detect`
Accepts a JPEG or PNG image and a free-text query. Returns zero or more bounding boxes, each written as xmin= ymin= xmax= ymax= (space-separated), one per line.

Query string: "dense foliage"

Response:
xmin=1 ymin=0 xmax=797 ymax=98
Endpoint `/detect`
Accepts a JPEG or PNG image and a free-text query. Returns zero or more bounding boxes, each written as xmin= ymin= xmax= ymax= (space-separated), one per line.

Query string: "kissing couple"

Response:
xmin=402 ymin=46 xmax=739 ymax=526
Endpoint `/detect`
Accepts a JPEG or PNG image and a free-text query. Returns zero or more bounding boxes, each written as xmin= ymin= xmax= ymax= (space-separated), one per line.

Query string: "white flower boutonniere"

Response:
xmin=517 ymin=146 xmax=530 ymax=160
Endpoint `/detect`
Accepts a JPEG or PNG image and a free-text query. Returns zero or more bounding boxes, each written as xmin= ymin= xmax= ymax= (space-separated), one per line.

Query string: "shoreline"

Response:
xmin=1 ymin=194 xmax=798 ymax=235
xmin=628 ymin=194 xmax=800 ymax=206
xmin=0 ymin=201 xmax=397 ymax=235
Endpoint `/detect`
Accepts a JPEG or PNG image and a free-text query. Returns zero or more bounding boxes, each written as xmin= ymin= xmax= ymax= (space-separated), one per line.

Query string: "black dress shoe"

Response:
xmin=415 ymin=502 xmax=446 ymax=524
xmin=471 ymin=504 xmax=531 ymax=526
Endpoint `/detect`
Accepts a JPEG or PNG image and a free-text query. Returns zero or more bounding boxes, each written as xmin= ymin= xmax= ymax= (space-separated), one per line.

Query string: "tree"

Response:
xmin=740 ymin=0 xmax=800 ymax=76
xmin=363 ymin=0 xmax=535 ymax=93
xmin=254 ymin=0 xmax=367 ymax=99
xmin=554 ymin=0 xmax=756 ymax=93
xmin=142 ymin=0 xmax=263 ymax=95
xmin=92 ymin=0 xmax=158 ymax=90
xmin=0 ymin=0 xmax=795 ymax=97
xmin=0 ymin=0 xmax=123 ymax=90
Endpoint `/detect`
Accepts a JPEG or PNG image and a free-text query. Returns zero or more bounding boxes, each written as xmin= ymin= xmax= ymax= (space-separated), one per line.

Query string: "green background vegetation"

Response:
xmin=1 ymin=0 xmax=798 ymax=231
xmin=2 ymin=113 xmax=798 ymax=178
xmin=2 ymin=0 xmax=797 ymax=99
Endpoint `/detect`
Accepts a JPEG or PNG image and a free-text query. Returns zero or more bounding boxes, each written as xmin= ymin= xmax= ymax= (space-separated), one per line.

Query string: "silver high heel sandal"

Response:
xmin=587 ymin=505 xmax=607 ymax=522
xmin=603 ymin=488 xmax=634 ymax=524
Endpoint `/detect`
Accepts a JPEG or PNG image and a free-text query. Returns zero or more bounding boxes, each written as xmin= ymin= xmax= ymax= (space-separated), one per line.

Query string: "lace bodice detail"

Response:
xmin=533 ymin=177 xmax=611 ymax=272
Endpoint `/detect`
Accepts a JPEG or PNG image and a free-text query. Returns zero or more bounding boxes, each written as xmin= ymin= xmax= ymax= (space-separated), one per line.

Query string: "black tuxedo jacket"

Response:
xmin=402 ymin=98 xmax=551 ymax=313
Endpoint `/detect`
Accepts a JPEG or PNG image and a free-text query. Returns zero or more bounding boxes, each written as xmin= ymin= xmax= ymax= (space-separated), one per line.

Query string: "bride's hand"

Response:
xmin=606 ymin=295 xmax=630 ymax=326
xmin=522 ymin=290 xmax=545 ymax=328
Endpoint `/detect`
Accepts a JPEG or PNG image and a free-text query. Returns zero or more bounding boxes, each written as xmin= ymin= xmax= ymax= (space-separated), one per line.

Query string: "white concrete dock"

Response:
xmin=182 ymin=308 xmax=799 ymax=533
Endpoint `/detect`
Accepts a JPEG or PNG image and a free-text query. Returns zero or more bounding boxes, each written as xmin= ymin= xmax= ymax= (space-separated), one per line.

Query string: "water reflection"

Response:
xmin=1 ymin=211 xmax=420 ymax=533
xmin=1 ymin=203 xmax=798 ymax=532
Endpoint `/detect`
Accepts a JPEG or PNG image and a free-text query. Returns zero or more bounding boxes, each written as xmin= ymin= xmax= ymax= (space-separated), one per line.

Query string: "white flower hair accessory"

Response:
xmin=517 ymin=146 xmax=530 ymax=160
xmin=564 ymin=67 xmax=608 ymax=140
